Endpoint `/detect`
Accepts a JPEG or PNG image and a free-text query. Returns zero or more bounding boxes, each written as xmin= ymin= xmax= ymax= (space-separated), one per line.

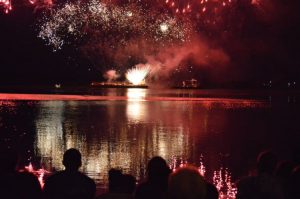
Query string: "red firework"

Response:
xmin=0 ymin=0 xmax=53 ymax=14
xmin=164 ymin=0 xmax=234 ymax=15
xmin=0 ymin=0 xmax=12 ymax=14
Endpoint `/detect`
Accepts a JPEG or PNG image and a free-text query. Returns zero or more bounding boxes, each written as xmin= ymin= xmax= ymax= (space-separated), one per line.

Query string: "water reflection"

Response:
xmin=2 ymin=90 xmax=287 ymax=190
xmin=33 ymin=96 xmax=262 ymax=186
xmin=35 ymin=101 xmax=65 ymax=171
xmin=126 ymin=88 xmax=146 ymax=101
xmin=34 ymin=100 xmax=197 ymax=184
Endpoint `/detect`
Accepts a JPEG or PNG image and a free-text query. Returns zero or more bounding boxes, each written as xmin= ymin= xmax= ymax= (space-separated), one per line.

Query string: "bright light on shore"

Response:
xmin=126 ymin=65 xmax=150 ymax=85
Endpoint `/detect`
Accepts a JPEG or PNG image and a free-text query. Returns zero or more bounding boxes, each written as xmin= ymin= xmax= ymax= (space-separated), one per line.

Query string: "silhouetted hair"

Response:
xmin=257 ymin=150 xmax=277 ymax=174
xmin=121 ymin=174 xmax=136 ymax=194
xmin=62 ymin=148 xmax=82 ymax=170
xmin=147 ymin=156 xmax=171 ymax=181
xmin=205 ymin=182 xmax=219 ymax=199
xmin=275 ymin=160 xmax=293 ymax=179
xmin=0 ymin=148 xmax=18 ymax=172
xmin=108 ymin=168 xmax=123 ymax=193
xmin=168 ymin=166 xmax=206 ymax=199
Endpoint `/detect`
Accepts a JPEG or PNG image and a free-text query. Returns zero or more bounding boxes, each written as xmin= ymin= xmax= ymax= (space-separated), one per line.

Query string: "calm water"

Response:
xmin=0 ymin=88 xmax=300 ymax=189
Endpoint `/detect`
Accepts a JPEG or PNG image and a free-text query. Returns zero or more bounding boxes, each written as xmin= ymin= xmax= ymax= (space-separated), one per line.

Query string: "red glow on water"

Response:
xmin=0 ymin=92 xmax=263 ymax=103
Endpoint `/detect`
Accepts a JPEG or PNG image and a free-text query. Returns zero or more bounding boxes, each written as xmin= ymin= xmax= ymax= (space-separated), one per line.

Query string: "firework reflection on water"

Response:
xmin=170 ymin=156 xmax=237 ymax=199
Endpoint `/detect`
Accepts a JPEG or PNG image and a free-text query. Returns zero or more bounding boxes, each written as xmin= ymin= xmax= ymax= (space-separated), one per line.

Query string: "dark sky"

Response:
xmin=0 ymin=0 xmax=300 ymax=87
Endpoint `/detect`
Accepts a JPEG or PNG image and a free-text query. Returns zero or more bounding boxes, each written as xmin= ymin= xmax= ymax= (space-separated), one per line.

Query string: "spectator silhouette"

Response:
xmin=0 ymin=148 xmax=42 ymax=199
xmin=275 ymin=160 xmax=294 ymax=199
xmin=108 ymin=168 xmax=124 ymax=193
xmin=236 ymin=150 xmax=284 ymax=199
xmin=43 ymin=148 xmax=96 ymax=199
xmin=135 ymin=156 xmax=171 ymax=199
xmin=205 ymin=182 xmax=219 ymax=199
xmin=97 ymin=169 xmax=136 ymax=199
xmin=121 ymin=174 xmax=136 ymax=194
xmin=290 ymin=165 xmax=300 ymax=199
xmin=168 ymin=166 xmax=206 ymax=199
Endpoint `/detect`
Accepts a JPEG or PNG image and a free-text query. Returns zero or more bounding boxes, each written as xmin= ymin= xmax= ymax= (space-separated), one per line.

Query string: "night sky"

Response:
xmin=0 ymin=0 xmax=300 ymax=88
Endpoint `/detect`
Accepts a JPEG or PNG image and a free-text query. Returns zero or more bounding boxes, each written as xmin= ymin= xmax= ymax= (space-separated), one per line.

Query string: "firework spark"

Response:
xmin=164 ymin=0 xmax=234 ymax=15
xmin=38 ymin=0 xmax=192 ymax=51
xmin=126 ymin=64 xmax=151 ymax=85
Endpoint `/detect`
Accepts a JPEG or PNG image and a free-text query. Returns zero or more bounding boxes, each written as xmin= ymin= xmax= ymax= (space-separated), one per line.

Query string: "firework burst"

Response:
xmin=164 ymin=0 xmax=234 ymax=15
xmin=126 ymin=64 xmax=151 ymax=85
xmin=0 ymin=0 xmax=12 ymax=14
xmin=38 ymin=0 xmax=193 ymax=51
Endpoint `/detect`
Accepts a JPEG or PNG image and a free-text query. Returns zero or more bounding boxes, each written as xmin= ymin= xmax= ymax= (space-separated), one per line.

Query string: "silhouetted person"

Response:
xmin=168 ymin=166 xmax=206 ymax=199
xmin=205 ymin=182 xmax=219 ymax=199
xmin=16 ymin=170 xmax=43 ymax=199
xmin=108 ymin=168 xmax=124 ymax=193
xmin=236 ymin=150 xmax=284 ymax=199
xmin=121 ymin=174 xmax=136 ymax=194
xmin=135 ymin=156 xmax=171 ymax=199
xmin=275 ymin=160 xmax=294 ymax=199
xmin=290 ymin=165 xmax=300 ymax=199
xmin=0 ymin=148 xmax=42 ymax=199
xmin=43 ymin=148 xmax=96 ymax=199
xmin=97 ymin=169 xmax=136 ymax=199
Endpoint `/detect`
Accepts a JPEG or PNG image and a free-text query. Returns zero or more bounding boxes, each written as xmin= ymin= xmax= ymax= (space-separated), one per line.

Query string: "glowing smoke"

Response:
xmin=126 ymin=64 xmax=150 ymax=85
xmin=103 ymin=70 xmax=120 ymax=82
xmin=142 ymin=37 xmax=229 ymax=80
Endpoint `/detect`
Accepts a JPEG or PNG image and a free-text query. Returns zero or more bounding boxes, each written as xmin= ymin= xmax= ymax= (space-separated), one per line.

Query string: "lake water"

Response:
xmin=0 ymin=88 xmax=300 ymax=193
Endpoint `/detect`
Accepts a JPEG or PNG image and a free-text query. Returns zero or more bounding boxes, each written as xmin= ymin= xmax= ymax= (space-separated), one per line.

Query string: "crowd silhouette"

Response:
xmin=1 ymin=148 xmax=299 ymax=199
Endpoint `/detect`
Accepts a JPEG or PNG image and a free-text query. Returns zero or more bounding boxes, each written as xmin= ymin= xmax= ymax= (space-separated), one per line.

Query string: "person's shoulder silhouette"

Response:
xmin=135 ymin=156 xmax=171 ymax=199
xmin=0 ymin=148 xmax=42 ymax=199
xmin=43 ymin=148 xmax=96 ymax=199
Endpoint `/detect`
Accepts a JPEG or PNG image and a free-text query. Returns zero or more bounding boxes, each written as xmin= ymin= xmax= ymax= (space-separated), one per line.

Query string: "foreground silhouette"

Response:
xmin=135 ymin=156 xmax=171 ymax=199
xmin=168 ymin=166 xmax=206 ymax=199
xmin=236 ymin=150 xmax=284 ymax=199
xmin=97 ymin=168 xmax=136 ymax=199
xmin=43 ymin=148 xmax=96 ymax=199
xmin=0 ymin=148 xmax=42 ymax=199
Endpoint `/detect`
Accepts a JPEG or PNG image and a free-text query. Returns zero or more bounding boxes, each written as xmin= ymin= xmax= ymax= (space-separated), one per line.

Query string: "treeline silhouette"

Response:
xmin=0 ymin=148 xmax=299 ymax=199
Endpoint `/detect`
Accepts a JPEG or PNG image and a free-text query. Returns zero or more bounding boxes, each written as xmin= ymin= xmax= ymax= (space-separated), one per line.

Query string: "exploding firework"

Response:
xmin=0 ymin=0 xmax=53 ymax=14
xmin=164 ymin=0 xmax=234 ymax=15
xmin=38 ymin=0 xmax=193 ymax=51
xmin=126 ymin=64 xmax=151 ymax=85
xmin=0 ymin=0 xmax=12 ymax=14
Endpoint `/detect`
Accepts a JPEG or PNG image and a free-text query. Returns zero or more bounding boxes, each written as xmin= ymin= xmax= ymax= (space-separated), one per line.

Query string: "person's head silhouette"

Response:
xmin=146 ymin=156 xmax=171 ymax=181
xmin=0 ymin=148 xmax=18 ymax=173
xmin=62 ymin=148 xmax=82 ymax=172
xmin=257 ymin=150 xmax=277 ymax=175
